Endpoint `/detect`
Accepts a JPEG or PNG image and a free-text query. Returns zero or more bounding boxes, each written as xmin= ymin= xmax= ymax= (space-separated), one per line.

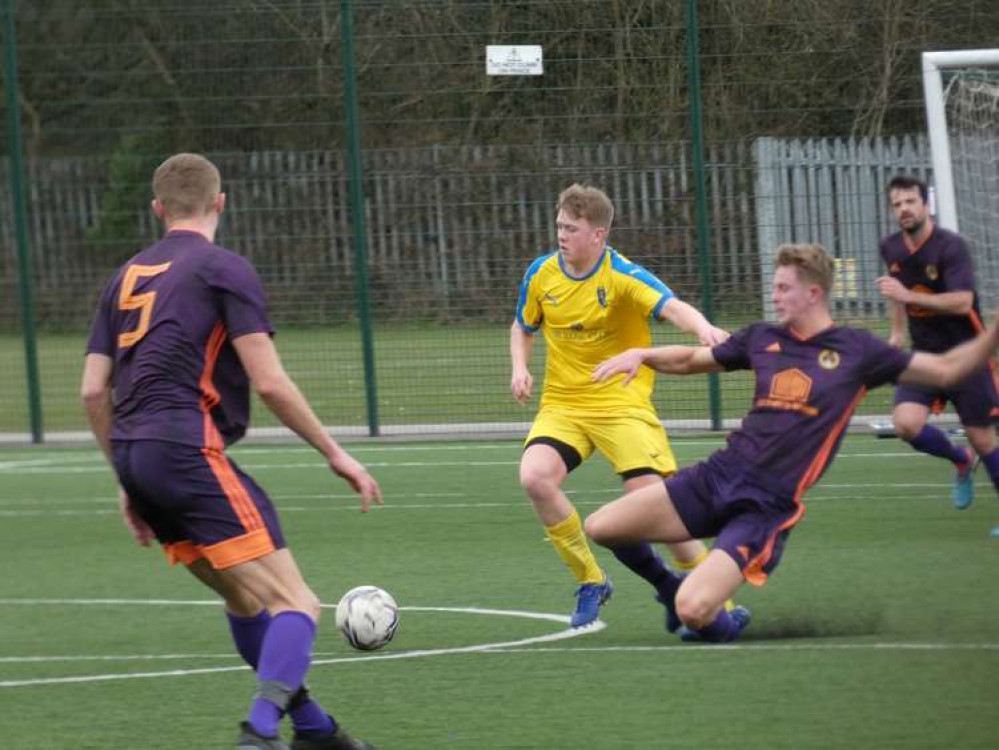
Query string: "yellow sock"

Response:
xmin=545 ymin=510 xmax=604 ymax=584
xmin=672 ymin=547 xmax=736 ymax=611
xmin=672 ymin=547 xmax=709 ymax=572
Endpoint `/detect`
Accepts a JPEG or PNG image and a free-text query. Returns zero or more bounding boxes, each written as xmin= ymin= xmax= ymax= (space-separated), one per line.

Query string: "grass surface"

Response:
xmin=1 ymin=434 xmax=996 ymax=749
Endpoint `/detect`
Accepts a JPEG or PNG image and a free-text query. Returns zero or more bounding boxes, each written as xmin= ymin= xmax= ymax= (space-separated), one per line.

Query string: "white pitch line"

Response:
xmin=0 ymin=451 xmax=934 ymax=476
xmin=0 ymin=599 xmax=602 ymax=688
xmin=0 ymin=482 xmax=957 ymax=508
xmin=0 ymin=460 xmax=524 ymax=475
xmin=488 ymin=643 xmax=999 ymax=654
xmin=1 ymin=489 xmax=984 ymax=519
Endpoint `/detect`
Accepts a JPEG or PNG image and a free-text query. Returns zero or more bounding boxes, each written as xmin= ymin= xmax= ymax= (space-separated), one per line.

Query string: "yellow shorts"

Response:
xmin=525 ymin=406 xmax=677 ymax=476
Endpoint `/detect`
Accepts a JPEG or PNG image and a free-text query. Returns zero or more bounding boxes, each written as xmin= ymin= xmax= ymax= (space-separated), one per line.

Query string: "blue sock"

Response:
xmin=908 ymin=425 xmax=967 ymax=464
xmin=227 ymin=608 xmax=271 ymax=670
xmin=249 ymin=611 xmax=316 ymax=738
xmin=981 ymin=447 xmax=999 ymax=492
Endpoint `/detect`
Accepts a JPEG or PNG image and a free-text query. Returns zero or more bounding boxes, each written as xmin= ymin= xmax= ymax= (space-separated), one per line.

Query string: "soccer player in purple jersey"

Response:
xmin=877 ymin=175 xmax=999 ymax=534
xmin=81 ymin=153 xmax=381 ymax=750
xmin=582 ymin=244 xmax=999 ymax=643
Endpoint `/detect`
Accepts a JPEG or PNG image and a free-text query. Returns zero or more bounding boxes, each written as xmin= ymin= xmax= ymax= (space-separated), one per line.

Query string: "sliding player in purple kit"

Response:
xmin=876 ymin=175 xmax=999 ymax=537
xmin=81 ymin=153 xmax=381 ymax=750
xmin=583 ymin=244 xmax=999 ymax=643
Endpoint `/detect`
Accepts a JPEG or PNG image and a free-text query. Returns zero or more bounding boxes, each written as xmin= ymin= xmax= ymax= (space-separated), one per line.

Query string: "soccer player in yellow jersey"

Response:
xmin=511 ymin=183 xmax=729 ymax=628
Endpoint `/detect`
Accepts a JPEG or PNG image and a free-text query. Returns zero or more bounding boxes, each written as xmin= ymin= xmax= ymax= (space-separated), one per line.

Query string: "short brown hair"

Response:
xmin=152 ymin=153 xmax=221 ymax=218
xmin=775 ymin=243 xmax=834 ymax=295
xmin=887 ymin=175 xmax=929 ymax=204
xmin=556 ymin=183 xmax=614 ymax=229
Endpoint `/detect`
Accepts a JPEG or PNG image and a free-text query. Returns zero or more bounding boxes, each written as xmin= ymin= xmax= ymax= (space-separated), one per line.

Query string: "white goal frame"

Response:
xmin=921 ymin=48 xmax=999 ymax=231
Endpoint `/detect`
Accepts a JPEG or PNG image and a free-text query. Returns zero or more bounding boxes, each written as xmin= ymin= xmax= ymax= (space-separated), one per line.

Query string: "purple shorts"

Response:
xmin=664 ymin=451 xmax=805 ymax=587
xmin=112 ymin=440 xmax=286 ymax=570
xmin=893 ymin=364 xmax=999 ymax=427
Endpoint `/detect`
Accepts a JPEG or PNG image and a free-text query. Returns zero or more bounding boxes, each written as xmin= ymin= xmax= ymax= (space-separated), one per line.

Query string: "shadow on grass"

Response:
xmin=739 ymin=609 xmax=884 ymax=641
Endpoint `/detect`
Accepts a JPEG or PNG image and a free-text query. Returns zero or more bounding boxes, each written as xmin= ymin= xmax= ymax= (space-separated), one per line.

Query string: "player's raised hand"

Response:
xmin=698 ymin=324 xmax=729 ymax=346
xmin=593 ymin=348 xmax=646 ymax=385
xmin=876 ymin=276 xmax=909 ymax=303
xmin=511 ymin=367 xmax=533 ymax=405
xmin=118 ymin=488 xmax=154 ymax=547
xmin=329 ymin=451 xmax=383 ymax=512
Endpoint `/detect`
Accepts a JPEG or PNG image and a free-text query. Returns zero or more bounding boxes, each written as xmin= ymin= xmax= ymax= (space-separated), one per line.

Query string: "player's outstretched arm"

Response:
xmin=593 ymin=345 xmax=723 ymax=385
xmin=658 ymin=299 xmax=728 ymax=345
xmin=510 ymin=321 xmax=535 ymax=405
xmin=899 ymin=311 xmax=999 ymax=389
xmin=232 ymin=332 xmax=382 ymax=511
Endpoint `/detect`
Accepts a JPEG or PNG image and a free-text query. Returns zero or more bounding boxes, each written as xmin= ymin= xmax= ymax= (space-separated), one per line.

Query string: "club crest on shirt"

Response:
xmin=925 ymin=264 xmax=938 ymax=281
xmin=596 ymin=286 xmax=607 ymax=308
xmin=818 ymin=349 xmax=840 ymax=370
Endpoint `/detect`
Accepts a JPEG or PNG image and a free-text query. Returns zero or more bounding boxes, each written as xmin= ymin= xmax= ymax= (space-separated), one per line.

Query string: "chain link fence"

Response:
xmin=2 ymin=0 xmax=997 ymax=439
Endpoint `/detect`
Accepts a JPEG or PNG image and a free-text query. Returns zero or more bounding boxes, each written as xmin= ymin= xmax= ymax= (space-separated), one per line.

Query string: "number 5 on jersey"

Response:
xmin=117 ymin=262 xmax=172 ymax=348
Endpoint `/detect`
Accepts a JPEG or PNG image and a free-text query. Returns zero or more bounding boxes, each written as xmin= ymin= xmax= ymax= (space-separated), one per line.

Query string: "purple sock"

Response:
xmin=610 ymin=543 xmax=682 ymax=601
xmin=227 ymin=608 xmax=271 ymax=670
xmin=288 ymin=693 xmax=336 ymax=737
xmin=908 ymin=425 xmax=967 ymax=464
xmin=249 ymin=611 xmax=316 ymax=738
xmin=981 ymin=448 xmax=999 ymax=491
xmin=691 ymin=608 xmax=739 ymax=643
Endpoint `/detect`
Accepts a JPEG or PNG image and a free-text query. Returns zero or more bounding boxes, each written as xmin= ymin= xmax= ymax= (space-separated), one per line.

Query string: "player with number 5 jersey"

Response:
xmin=83 ymin=153 xmax=381 ymax=750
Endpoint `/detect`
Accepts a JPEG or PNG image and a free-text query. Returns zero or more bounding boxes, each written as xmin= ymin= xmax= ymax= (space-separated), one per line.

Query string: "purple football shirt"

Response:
xmin=879 ymin=225 xmax=982 ymax=353
xmin=711 ymin=323 xmax=913 ymax=498
xmin=86 ymin=230 xmax=274 ymax=448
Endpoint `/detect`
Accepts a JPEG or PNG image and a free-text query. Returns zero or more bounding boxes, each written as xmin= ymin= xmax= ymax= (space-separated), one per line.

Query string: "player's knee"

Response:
xmin=225 ymin=589 xmax=265 ymax=618
xmin=582 ymin=511 xmax=610 ymax=546
xmin=892 ymin=416 xmax=923 ymax=442
xmin=304 ymin=591 xmax=322 ymax=621
xmin=519 ymin=465 xmax=557 ymax=501
xmin=675 ymin=588 xmax=719 ymax=629
xmin=967 ymin=429 xmax=997 ymax=456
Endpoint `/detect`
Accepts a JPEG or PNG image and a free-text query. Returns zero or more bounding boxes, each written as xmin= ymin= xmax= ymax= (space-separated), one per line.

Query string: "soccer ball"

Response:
xmin=334 ymin=585 xmax=400 ymax=651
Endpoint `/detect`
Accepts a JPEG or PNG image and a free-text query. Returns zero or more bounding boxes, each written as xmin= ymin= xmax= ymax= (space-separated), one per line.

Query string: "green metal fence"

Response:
xmin=2 ymin=1 xmax=997 ymax=441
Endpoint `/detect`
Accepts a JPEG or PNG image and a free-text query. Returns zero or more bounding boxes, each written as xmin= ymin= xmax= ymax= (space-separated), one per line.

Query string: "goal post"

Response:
xmin=922 ymin=49 xmax=999 ymax=309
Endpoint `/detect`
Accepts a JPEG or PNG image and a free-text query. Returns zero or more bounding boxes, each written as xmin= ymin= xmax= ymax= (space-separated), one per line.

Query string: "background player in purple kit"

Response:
xmin=81 ymin=153 xmax=381 ymax=750
xmin=583 ymin=244 xmax=999 ymax=643
xmin=876 ymin=176 xmax=999 ymax=533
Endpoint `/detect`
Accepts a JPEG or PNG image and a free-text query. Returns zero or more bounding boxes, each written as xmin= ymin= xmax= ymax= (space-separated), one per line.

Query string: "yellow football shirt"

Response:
xmin=515 ymin=247 xmax=674 ymax=412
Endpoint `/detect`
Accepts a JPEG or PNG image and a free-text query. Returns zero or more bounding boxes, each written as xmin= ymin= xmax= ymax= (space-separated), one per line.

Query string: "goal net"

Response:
xmin=923 ymin=50 xmax=999 ymax=311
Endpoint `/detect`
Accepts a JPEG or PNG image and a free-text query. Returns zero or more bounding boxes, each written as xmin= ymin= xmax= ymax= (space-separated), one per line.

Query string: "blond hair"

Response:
xmin=556 ymin=183 xmax=614 ymax=229
xmin=152 ymin=153 xmax=221 ymax=218
xmin=775 ymin=243 xmax=834 ymax=295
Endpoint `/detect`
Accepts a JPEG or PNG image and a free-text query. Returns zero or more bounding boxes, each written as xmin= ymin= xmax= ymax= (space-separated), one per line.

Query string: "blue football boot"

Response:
xmin=953 ymin=448 xmax=978 ymax=510
xmin=570 ymin=577 xmax=613 ymax=628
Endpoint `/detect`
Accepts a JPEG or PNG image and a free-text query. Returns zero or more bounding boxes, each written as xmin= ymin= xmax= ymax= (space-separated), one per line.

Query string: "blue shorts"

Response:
xmin=664 ymin=452 xmax=805 ymax=586
xmin=894 ymin=364 xmax=999 ymax=427
xmin=111 ymin=440 xmax=285 ymax=570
